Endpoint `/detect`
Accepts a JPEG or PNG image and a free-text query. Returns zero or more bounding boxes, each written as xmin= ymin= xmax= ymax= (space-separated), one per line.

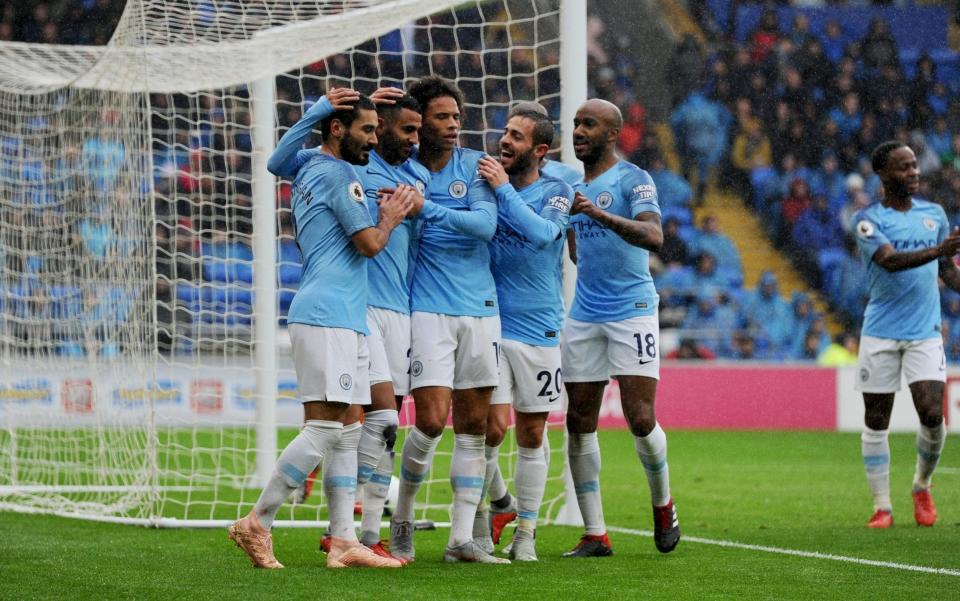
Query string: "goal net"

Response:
xmin=0 ymin=0 xmax=579 ymax=527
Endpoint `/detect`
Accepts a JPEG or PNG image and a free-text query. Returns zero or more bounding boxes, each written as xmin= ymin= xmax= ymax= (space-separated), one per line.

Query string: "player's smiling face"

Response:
xmin=341 ymin=108 xmax=379 ymax=165
xmin=881 ymin=146 xmax=920 ymax=198
xmin=572 ymin=108 xmax=609 ymax=163
xmin=499 ymin=116 xmax=537 ymax=175
xmin=379 ymin=108 xmax=421 ymax=165
xmin=420 ymin=95 xmax=460 ymax=152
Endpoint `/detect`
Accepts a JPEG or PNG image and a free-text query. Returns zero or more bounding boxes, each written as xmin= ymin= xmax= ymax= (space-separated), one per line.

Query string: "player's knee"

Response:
xmin=918 ymin=411 xmax=943 ymax=429
xmin=485 ymin=427 xmax=506 ymax=448
xmin=566 ymin=411 xmax=596 ymax=434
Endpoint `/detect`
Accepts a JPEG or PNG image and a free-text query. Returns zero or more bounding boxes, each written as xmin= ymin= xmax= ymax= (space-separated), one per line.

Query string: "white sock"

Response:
xmin=862 ymin=427 xmax=891 ymax=512
xmin=324 ymin=422 xmax=362 ymax=540
xmin=394 ymin=427 xmax=440 ymax=523
xmin=483 ymin=444 xmax=508 ymax=506
xmin=914 ymin=421 xmax=946 ymax=491
xmin=568 ymin=431 xmax=605 ymax=536
xmin=515 ymin=445 xmax=547 ymax=533
xmin=449 ymin=433 xmax=486 ymax=547
xmin=254 ymin=420 xmax=342 ymax=529
xmin=634 ymin=423 xmax=671 ymax=507
xmin=357 ymin=409 xmax=399 ymax=485
xmin=360 ymin=447 xmax=395 ymax=545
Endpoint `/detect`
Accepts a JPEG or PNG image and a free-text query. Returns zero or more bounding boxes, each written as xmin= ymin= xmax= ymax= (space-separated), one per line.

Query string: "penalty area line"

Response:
xmin=608 ymin=525 xmax=960 ymax=577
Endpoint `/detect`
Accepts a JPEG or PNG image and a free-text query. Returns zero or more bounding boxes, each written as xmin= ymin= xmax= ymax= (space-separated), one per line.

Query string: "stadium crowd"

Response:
xmin=2 ymin=1 xmax=960 ymax=364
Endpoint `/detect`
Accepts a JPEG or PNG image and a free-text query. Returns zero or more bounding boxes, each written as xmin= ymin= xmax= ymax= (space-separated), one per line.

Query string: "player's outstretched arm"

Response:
xmin=939 ymin=228 xmax=960 ymax=291
xmin=478 ymin=156 xmax=566 ymax=248
xmin=352 ymin=184 xmax=416 ymax=257
xmin=267 ymin=88 xmax=359 ymax=177
xmin=419 ymin=178 xmax=497 ymax=241
xmin=571 ymin=191 xmax=663 ymax=251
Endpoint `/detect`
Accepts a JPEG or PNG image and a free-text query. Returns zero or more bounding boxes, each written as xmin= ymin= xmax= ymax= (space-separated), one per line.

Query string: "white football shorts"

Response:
xmin=288 ymin=323 xmax=371 ymax=405
xmin=366 ymin=306 xmax=411 ymax=396
xmin=562 ymin=314 xmax=660 ymax=382
xmin=409 ymin=311 xmax=501 ymax=390
xmin=491 ymin=339 xmax=563 ymax=413
xmin=856 ymin=335 xmax=946 ymax=393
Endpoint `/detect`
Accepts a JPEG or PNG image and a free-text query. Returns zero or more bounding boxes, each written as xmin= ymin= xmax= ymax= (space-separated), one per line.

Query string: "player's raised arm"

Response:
xmin=478 ymin=155 xmax=568 ymax=248
xmin=267 ymin=87 xmax=360 ymax=176
xmin=352 ymin=184 xmax=416 ymax=257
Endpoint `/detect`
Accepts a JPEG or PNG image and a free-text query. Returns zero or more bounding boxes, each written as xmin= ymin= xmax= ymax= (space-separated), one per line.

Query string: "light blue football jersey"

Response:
xmin=411 ymin=147 xmax=498 ymax=317
xmin=854 ymin=198 xmax=949 ymax=340
xmin=286 ymin=153 xmax=373 ymax=333
xmin=541 ymin=159 xmax=582 ymax=187
xmin=490 ymin=175 xmax=573 ymax=346
xmin=267 ymin=96 xmax=332 ymax=177
xmin=359 ymin=149 xmax=430 ymax=315
xmin=569 ymin=160 xmax=661 ymax=323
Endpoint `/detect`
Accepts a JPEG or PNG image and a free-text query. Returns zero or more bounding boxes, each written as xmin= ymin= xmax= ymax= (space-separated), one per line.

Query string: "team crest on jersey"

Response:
xmin=339 ymin=374 xmax=353 ymax=390
xmin=923 ymin=217 xmax=937 ymax=231
xmin=547 ymin=195 xmax=571 ymax=212
xmin=859 ymin=368 xmax=870 ymax=383
xmin=449 ymin=180 xmax=467 ymax=198
xmin=349 ymin=181 xmax=364 ymax=202
xmin=596 ymin=191 xmax=613 ymax=209
xmin=856 ymin=220 xmax=874 ymax=238
xmin=415 ymin=179 xmax=426 ymax=195
xmin=411 ymin=361 xmax=423 ymax=377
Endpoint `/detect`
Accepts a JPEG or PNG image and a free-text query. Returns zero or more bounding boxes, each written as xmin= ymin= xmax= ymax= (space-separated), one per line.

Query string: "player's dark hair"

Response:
xmin=378 ymin=94 xmax=422 ymax=121
xmin=508 ymin=101 xmax=549 ymax=119
xmin=510 ymin=109 xmax=554 ymax=148
xmin=319 ymin=94 xmax=376 ymax=140
xmin=871 ymin=140 xmax=908 ymax=174
xmin=408 ymin=76 xmax=464 ymax=113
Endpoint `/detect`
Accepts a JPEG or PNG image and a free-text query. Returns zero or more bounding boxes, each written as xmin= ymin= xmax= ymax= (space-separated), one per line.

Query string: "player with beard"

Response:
xmin=474 ymin=107 xmax=573 ymax=561
xmin=389 ymin=76 xmax=508 ymax=564
xmin=505 ymin=102 xmax=583 ymax=187
xmin=267 ymin=89 xmax=428 ymax=562
xmin=561 ymin=99 xmax=680 ymax=558
xmin=854 ymin=141 xmax=960 ymax=528
xmin=229 ymin=94 xmax=414 ymax=569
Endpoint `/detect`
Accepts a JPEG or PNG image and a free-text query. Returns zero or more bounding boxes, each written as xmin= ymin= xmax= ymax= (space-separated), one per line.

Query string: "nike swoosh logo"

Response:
xmin=638 ymin=359 xmax=655 ymax=365
xmin=547 ymin=395 xmax=560 ymax=403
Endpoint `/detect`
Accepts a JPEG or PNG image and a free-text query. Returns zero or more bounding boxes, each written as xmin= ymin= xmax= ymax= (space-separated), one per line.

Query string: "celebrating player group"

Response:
xmin=227 ymin=74 xmax=680 ymax=569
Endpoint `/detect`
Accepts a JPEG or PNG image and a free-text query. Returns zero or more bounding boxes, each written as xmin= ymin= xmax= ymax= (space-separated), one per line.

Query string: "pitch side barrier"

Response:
xmin=1 ymin=361 xmax=956 ymax=433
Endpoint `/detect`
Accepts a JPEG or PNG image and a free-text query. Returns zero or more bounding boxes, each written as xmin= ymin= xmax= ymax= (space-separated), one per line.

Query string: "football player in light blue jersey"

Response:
xmin=229 ymin=95 xmax=414 ymax=570
xmin=508 ymin=101 xmax=583 ymax=188
xmin=561 ymin=99 xmax=680 ymax=558
xmin=853 ymin=141 xmax=960 ymax=529
xmin=476 ymin=107 xmax=573 ymax=561
xmin=268 ymin=87 xmax=427 ymax=563
xmin=389 ymin=76 xmax=508 ymax=565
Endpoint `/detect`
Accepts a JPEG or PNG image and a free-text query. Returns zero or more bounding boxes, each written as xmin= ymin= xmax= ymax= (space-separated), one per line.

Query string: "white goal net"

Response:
xmin=0 ymin=0 xmax=581 ymax=527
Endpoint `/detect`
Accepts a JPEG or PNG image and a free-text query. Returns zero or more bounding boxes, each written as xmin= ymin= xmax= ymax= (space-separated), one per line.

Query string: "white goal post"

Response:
xmin=0 ymin=0 xmax=586 ymax=527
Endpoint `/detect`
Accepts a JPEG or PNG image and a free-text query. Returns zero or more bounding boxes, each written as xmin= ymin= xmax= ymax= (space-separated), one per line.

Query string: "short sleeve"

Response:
xmin=622 ymin=165 xmax=660 ymax=217
xmin=325 ymin=163 xmax=373 ymax=236
xmin=853 ymin=211 xmax=889 ymax=264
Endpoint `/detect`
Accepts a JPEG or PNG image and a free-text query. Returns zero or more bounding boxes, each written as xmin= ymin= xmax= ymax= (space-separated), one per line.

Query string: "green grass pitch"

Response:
xmin=2 ymin=430 xmax=959 ymax=601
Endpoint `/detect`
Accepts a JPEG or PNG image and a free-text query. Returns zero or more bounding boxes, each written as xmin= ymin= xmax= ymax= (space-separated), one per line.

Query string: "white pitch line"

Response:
xmin=609 ymin=526 xmax=960 ymax=577
xmin=936 ymin=467 xmax=960 ymax=475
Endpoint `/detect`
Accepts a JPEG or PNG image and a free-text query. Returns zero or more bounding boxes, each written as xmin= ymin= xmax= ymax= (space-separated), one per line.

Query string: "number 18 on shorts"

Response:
xmin=561 ymin=315 xmax=660 ymax=382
